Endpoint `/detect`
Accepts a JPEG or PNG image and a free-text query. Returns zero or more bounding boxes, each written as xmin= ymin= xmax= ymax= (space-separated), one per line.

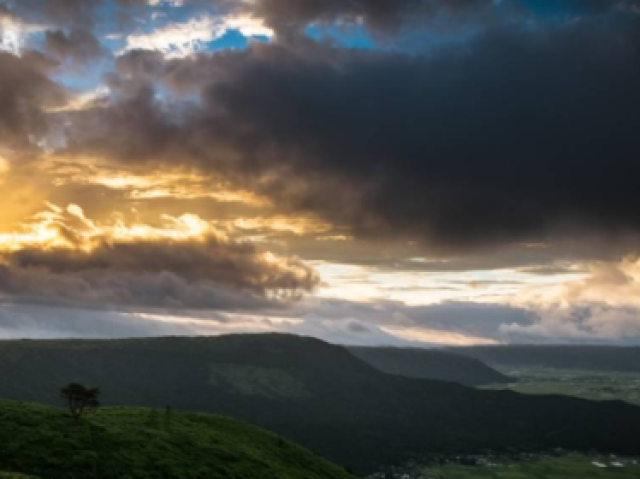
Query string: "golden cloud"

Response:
xmin=0 ymin=202 xmax=320 ymax=310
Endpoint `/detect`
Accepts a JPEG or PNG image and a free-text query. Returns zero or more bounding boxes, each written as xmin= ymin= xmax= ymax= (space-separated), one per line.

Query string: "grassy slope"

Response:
xmin=0 ymin=399 xmax=353 ymax=479
xmin=425 ymin=455 xmax=640 ymax=478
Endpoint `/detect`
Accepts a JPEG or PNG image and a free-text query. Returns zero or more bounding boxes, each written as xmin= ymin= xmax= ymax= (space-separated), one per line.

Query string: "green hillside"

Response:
xmin=348 ymin=347 xmax=511 ymax=386
xmin=2 ymin=335 xmax=640 ymax=473
xmin=0 ymin=399 xmax=353 ymax=479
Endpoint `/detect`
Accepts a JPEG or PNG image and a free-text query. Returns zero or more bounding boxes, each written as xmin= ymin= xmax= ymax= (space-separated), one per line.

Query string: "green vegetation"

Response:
xmin=0 ymin=398 xmax=353 ymax=479
xmin=60 ymin=383 xmax=101 ymax=421
xmin=349 ymin=347 xmax=511 ymax=386
xmin=482 ymin=369 xmax=640 ymax=407
xmin=424 ymin=455 xmax=640 ymax=478
xmin=209 ymin=364 xmax=310 ymax=398
xmin=2 ymin=335 xmax=640 ymax=473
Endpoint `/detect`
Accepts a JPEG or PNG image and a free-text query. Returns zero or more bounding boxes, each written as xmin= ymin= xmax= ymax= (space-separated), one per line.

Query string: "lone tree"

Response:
xmin=61 ymin=383 xmax=100 ymax=422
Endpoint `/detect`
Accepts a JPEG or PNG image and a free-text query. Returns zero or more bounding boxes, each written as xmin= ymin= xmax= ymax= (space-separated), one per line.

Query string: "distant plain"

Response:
xmin=481 ymin=368 xmax=640 ymax=407
xmin=424 ymin=455 xmax=640 ymax=478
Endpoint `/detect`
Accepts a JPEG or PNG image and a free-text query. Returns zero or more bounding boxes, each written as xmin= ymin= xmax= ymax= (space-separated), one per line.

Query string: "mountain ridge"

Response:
xmin=450 ymin=345 xmax=640 ymax=372
xmin=348 ymin=346 xmax=511 ymax=386
xmin=1 ymin=334 xmax=640 ymax=473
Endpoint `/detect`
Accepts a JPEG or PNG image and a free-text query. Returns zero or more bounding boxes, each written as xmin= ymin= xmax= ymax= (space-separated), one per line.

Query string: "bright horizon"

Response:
xmin=1 ymin=0 xmax=640 ymax=346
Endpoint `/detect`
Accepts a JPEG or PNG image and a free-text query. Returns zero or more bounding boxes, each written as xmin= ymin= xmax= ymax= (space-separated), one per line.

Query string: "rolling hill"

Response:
xmin=1 ymin=335 xmax=640 ymax=473
xmin=451 ymin=345 xmax=640 ymax=372
xmin=348 ymin=346 xmax=511 ymax=386
xmin=0 ymin=398 xmax=353 ymax=479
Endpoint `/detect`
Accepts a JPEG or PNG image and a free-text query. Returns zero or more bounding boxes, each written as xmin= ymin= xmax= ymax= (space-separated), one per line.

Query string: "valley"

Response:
xmin=415 ymin=455 xmax=640 ymax=479
xmin=481 ymin=368 xmax=640 ymax=407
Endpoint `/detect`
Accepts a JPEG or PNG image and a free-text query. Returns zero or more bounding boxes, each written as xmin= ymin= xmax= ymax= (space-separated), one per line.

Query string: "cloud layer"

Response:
xmin=0 ymin=206 xmax=318 ymax=310
xmin=0 ymin=52 xmax=65 ymax=150
xmin=61 ymin=14 xmax=640 ymax=253
xmin=1 ymin=0 xmax=640 ymax=344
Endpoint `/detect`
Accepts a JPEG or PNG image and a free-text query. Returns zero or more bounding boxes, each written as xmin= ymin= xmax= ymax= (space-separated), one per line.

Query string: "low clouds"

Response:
xmin=5 ymin=261 xmax=640 ymax=345
xmin=294 ymin=294 xmax=640 ymax=346
xmin=506 ymin=258 xmax=640 ymax=343
xmin=0 ymin=239 xmax=317 ymax=310
xmin=0 ymin=302 xmax=408 ymax=345
xmin=0 ymin=206 xmax=319 ymax=311
xmin=0 ymin=303 xmax=228 ymax=339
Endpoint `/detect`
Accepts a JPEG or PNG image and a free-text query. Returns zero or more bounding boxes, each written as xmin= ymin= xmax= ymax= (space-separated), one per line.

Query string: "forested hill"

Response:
xmin=1 ymin=335 xmax=640 ymax=473
xmin=451 ymin=345 xmax=640 ymax=372
xmin=348 ymin=346 xmax=511 ymax=386
xmin=0 ymin=399 xmax=354 ymax=479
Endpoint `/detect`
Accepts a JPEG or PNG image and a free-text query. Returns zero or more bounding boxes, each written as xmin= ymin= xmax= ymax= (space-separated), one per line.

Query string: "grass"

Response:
xmin=425 ymin=455 xmax=640 ymax=478
xmin=0 ymin=399 xmax=354 ymax=479
xmin=482 ymin=369 xmax=640 ymax=406
xmin=208 ymin=364 xmax=310 ymax=398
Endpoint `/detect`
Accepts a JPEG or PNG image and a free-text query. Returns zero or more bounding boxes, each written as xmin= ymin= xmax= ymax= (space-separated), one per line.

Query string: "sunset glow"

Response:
xmin=0 ymin=0 xmax=639 ymax=346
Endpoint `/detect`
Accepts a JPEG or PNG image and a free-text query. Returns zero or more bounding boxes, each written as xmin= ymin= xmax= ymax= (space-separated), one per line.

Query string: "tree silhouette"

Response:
xmin=61 ymin=383 xmax=100 ymax=422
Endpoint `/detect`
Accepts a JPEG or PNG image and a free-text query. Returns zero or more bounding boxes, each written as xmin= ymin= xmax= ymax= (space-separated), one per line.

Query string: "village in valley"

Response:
xmin=368 ymin=451 xmax=640 ymax=478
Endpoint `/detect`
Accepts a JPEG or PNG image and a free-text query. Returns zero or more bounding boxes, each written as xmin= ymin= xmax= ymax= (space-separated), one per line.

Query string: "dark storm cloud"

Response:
xmin=250 ymin=0 xmax=496 ymax=33
xmin=0 ymin=265 xmax=273 ymax=310
xmin=0 ymin=52 xmax=66 ymax=150
xmin=2 ymin=0 xmax=637 ymax=36
xmin=0 ymin=2 xmax=12 ymax=18
xmin=64 ymin=14 xmax=640 ymax=254
xmin=196 ymin=25 xmax=640 ymax=252
xmin=0 ymin=236 xmax=319 ymax=310
xmin=1 ymin=0 xmax=151 ymax=27
xmin=0 ymin=0 xmax=491 ymax=27
xmin=3 ymin=0 xmax=103 ymax=26
xmin=44 ymin=28 xmax=107 ymax=64
xmin=242 ymin=0 xmax=640 ymax=37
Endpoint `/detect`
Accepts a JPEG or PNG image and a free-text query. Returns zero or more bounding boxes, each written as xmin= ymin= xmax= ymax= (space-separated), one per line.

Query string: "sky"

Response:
xmin=0 ymin=0 xmax=640 ymax=346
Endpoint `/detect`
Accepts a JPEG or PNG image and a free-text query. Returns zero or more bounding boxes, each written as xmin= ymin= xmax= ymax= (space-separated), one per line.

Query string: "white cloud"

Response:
xmin=123 ymin=14 xmax=273 ymax=58
xmin=505 ymin=257 xmax=640 ymax=342
xmin=0 ymin=11 xmax=44 ymax=54
xmin=148 ymin=0 xmax=185 ymax=6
